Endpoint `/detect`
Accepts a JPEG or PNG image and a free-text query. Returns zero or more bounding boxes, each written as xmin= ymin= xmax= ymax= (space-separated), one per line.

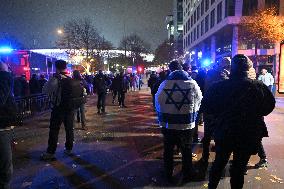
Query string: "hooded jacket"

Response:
xmin=155 ymin=70 xmax=203 ymax=130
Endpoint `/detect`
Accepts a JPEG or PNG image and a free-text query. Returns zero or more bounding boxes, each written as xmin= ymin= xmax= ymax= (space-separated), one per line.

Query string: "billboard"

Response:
xmin=279 ymin=42 xmax=284 ymax=93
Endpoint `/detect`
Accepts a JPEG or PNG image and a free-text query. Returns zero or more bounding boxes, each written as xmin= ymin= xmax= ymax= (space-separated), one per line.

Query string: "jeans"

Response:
xmin=118 ymin=91 xmax=126 ymax=106
xmin=209 ymin=138 xmax=252 ymax=189
xmin=47 ymin=107 xmax=75 ymax=154
xmin=97 ymin=93 xmax=106 ymax=111
xmin=76 ymin=104 xmax=86 ymax=126
xmin=162 ymin=128 xmax=193 ymax=176
xmin=0 ymin=130 xmax=13 ymax=189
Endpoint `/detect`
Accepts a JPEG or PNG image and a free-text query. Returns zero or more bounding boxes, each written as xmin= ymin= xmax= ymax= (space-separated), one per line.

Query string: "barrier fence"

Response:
xmin=15 ymin=94 xmax=51 ymax=124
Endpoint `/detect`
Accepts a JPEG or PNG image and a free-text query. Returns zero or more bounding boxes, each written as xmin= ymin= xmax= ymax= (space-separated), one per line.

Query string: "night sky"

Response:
xmin=0 ymin=0 xmax=173 ymax=50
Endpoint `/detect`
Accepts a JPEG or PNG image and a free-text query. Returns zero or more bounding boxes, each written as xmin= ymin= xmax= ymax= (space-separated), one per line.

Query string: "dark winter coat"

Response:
xmin=111 ymin=76 xmax=121 ymax=91
xmin=0 ymin=71 xmax=17 ymax=129
xmin=39 ymin=79 xmax=47 ymax=93
xmin=29 ymin=78 xmax=41 ymax=94
xmin=201 ymin=77 xmax=275 ymax=152
xmin=148 ymin=74 xmax=158 ymax=92
xmin=93 ymin=73 xmax=110 ymax=94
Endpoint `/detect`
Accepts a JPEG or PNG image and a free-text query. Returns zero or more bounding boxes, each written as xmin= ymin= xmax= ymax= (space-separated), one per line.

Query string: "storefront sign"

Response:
xmin=279 ymin=42 xmax=284 ymax=93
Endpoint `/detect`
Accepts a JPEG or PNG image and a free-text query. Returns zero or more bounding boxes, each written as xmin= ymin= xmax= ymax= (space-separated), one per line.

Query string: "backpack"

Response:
xmin=58 ymin=74 xmax=86 ymax=111
xmin=0 ymin=87 xmax=18 ymax=128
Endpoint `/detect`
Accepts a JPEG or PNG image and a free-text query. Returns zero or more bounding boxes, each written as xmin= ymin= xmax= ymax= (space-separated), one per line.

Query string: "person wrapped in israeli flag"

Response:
xmin=155 ymin=60 xmax=202 ymax=182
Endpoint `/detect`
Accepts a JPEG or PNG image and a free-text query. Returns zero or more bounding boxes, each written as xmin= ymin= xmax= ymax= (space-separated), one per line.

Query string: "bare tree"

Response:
xmin=119 ymin=34 xmax=151 ymax=65
xmin=153 ymin=40 xmax=174 ymax=65
xmin=56 ymin=18 xmax=105 ymax=73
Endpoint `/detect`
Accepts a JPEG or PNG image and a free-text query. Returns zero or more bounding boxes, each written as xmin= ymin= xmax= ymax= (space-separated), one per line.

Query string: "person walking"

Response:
xmin=73 ymin=70 xmax=88 ymax=130
xmin=40 ymin=60 xmax=85 ymax=160
xmin=155 ymin=60 xmax=202 ymax=183
xmin=0 ymin=61 xmax=18 ymax=189
xmin=111 ymin=74 xmax=120 ymax=104
xmin=201 ymin=54 xmax=275 ymax=189
xmin=93 ymin=70 xmax=111 ymax=114
xmin=117 ymin=72 xmax=128 ymax=108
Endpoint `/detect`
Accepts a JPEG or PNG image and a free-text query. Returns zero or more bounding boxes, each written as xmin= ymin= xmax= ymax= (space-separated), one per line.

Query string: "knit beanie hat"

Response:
xmin=231 ymin=54 xmax=253 ymax=77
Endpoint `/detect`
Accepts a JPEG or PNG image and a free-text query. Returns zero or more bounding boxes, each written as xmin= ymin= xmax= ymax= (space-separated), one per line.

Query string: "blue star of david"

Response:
xmin=164 ymin=83 xmax=191 ymax=111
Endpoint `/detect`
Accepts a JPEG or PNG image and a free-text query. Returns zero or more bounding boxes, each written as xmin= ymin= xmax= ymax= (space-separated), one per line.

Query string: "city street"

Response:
xmin=11 ymin=89 xmax=284 ymax=189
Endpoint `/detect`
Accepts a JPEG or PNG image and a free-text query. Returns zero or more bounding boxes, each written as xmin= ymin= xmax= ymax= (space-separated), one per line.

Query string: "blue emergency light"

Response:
xmin=0 ymin=46 xmax=13 ymax=53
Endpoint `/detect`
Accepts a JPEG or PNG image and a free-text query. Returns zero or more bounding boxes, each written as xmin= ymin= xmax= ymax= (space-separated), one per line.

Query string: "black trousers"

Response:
xmin=112 ymin=90 xmax=118 ymax=102
xmin=202 ymin=115 xmax=215 ymax=160
xmin=47 ymin=108 xmax=75 ymax=154
xmin=193 ymin=112 xmax=201 ymax=142
xmin=162 ymin=128 xmax=193 ymax=177
xmin=152 ymin=94 xmax=155 ymax=108
xmin=118 ymin=91 xmax=125 ymax=106
xmin=209 ymin=139 xmax=252 ymax=189
xmin=97 ymin=93 xmax=106 ymax=111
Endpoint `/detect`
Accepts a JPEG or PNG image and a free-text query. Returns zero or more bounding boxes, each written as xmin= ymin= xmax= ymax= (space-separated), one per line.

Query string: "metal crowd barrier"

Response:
xmin=15 ymin=93 xmax=51 ymax=121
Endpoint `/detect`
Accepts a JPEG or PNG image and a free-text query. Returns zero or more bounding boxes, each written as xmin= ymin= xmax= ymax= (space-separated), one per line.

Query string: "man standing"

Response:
xmin=199 ymin=57 xmax=231 ymax=166
xmin=93 ymin=70 xmax=110 ymax=114
xmin=0 ymin=61 xmax=17 ymax=189
xmin=41 ymin=60 xmax=84 ymax=160
xmin=258 ymin=68 xmax=274 ymax=92
xmin=148 ymin=71 xmax=158 ymax=108
xmin=201 ymin=55 xmax=275 ymax=189
xmin=38 ymin=74 xmax=47 ymax=93
xmin=155 ymin=61 xmax=202 ymax=182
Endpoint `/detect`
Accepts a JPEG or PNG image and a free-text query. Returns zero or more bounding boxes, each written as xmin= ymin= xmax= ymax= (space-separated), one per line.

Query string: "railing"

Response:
xmin=15 ymin=93 xmax=51 ymax=121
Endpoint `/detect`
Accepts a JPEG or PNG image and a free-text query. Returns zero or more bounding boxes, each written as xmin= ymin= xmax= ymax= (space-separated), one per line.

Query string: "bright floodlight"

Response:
xmin=0 ymin=47 xmax=13 ymax=53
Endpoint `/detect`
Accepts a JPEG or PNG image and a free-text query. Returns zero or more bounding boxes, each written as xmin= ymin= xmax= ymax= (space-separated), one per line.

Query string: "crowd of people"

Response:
xmin=150 ymin=55 xmax=275 ymax=188
xmin=0 ymin=54 xmax=276 ymax=189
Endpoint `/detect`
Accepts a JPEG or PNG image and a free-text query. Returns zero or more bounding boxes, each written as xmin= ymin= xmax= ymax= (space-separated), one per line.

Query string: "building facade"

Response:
xmin=183 ymin=0 xmax=284 ymax=78
xmin=166 ymin=0 xmax=184 ymax=57
xmin=173 ymin=0 xmax=184 ymax=55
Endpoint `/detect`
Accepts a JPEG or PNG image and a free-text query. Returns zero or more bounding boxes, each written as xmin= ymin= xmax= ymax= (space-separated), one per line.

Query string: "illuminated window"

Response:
xmin=278 ymin=42 xmax=284 ymax=93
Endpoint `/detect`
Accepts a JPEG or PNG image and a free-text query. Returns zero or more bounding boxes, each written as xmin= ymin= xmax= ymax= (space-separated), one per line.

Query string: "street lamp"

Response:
xmin=57 ymin=29 xmax=63 ymax=35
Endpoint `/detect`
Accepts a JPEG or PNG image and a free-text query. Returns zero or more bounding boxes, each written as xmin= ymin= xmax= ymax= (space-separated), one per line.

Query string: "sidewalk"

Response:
xmin=11 ymin=89 xmax=284 ymax=189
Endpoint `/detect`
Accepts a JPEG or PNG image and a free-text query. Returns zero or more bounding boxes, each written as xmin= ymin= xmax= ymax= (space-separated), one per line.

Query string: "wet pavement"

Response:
xmin=11 ymin=89 xmax=284 ymax=189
